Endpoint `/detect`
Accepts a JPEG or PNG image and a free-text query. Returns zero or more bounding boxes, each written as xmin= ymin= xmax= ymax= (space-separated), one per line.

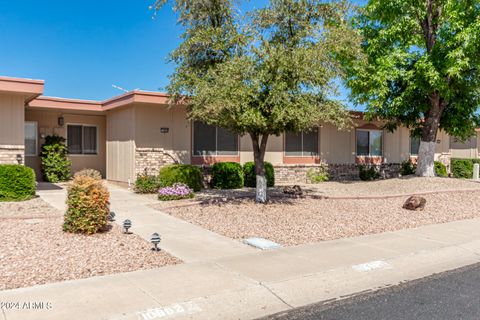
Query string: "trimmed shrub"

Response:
xmin=74 ymin=168 xmax=102 ymax=180
xmin=0 ymin=165 xmax=36 ymax=201
xmin=40 ymin=135 xmax=71 ymax=182
xmin=434 ymin=161 xmax=448 ymax=177
xmin=358 ymin=165 xmax=381 ymax=181
xmin=158 ymin=183 xmax=194 ymax=201
xmin=211 ymin=162 xmax=244 ymax=189
xmin=134 ymin=173 xmax=161 ymax=194
xmin=400 ymin=159 xmax=416 ymax=176
xmin=243 ymin=162 xmax=275 ymax=187
xmin=307 ymin=166 xmax=329 ymax=183
xmin=63 ymin=176 xmax=110 ymax=234
xmin=159 ymin=164 xmax=203 ymax=192
xmin=450 ymin=158 xmax=480 ymax=178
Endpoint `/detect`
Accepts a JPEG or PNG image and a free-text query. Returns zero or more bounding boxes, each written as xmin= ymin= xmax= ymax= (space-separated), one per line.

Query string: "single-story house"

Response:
xmin=1 ymin=76 xmax=479 ymax=184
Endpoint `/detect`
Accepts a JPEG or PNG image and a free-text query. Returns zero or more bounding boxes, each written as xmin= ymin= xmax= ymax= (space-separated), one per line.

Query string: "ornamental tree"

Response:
xmin=344 ymin=0 xmax=480 ymax=176
xmin=154 ymin=0 xmax=357 ymax=202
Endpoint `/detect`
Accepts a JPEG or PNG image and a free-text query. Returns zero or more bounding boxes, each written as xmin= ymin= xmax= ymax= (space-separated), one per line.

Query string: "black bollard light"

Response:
xmin=123 ymin=219 xmax=132 ymax=234
xmin=151 ymin=233 xmax=161 ymax=251
xmin=108 ymin=211 xmax=116 ymax=222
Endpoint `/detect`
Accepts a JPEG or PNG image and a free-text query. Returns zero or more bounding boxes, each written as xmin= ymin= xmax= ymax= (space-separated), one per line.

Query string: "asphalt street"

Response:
xmin=262 ymin=263 xmax=480 ymax=320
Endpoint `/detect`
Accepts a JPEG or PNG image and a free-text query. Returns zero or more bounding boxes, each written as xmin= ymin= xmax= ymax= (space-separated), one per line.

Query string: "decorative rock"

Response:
xmin=283 ymin=185 xmax=303 ymax=196
xmin=403 ymin=196 xmax=427 ymax=211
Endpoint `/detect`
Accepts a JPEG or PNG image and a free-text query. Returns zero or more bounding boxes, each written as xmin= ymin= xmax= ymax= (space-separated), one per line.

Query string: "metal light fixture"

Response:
xmin=151 ymin=233 xmax=161 ymax=251
xmin=123 ymin=219 xmax=132 ymax=234
xmin=108 ymin=211 xmax=116 ymax=222
xmin=16 ymin=154 xmax=22 ymax=164
xmin=58 ymin=116 xmax=65 ymax=127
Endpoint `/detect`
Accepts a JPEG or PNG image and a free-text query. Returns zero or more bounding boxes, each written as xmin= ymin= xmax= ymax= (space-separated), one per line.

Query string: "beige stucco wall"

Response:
xmin=134 ymin=103 xmax=191 ymax=164
xmin=24 ymin=110 xmax=106 ymax=179
xmin=0 ymin=93 xmax=25 ymax=164
xmin=106 ymin=106 xmax=136 ymax=183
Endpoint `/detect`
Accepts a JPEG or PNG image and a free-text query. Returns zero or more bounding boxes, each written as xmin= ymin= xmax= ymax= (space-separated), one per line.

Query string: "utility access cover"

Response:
xmin=244 ymin=237 xmax=282 ymax=250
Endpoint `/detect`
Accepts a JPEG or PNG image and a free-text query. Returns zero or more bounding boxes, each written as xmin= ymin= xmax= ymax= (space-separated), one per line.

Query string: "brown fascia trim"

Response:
xmin=29 ymin=90 xmax=171 ymax=112
xmin=0 ymin=76 xmax=45 ymax=101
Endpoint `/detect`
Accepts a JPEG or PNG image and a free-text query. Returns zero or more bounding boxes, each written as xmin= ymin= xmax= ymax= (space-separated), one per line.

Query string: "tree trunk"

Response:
xmin=250 ymin=133 xmax=269 ymax=203
xmin=416 ymin=92 xmax=444 ymax=177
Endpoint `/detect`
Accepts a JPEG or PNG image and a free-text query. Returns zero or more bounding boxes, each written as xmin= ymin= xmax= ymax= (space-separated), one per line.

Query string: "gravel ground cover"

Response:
xmin=150 ymin=178 xmax=480 ymax=247
xmin=0 ymin=198 xmax=180 ymax=290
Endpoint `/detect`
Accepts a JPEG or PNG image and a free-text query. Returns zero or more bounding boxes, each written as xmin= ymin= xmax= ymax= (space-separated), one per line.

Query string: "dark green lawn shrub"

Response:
xmin=400 ymin=159 xmax=417 ymax=176
xmin=358 ymin=165 xmax=381 ymax=181
xmin=0 ymin=165 xmax=36 ymax=201
xmin=451 ymin=158 xmax=474 ymax=178
xmin=134 ymin=173 xmax=161 ymax=193
xmin=40 ymin=135 xmax=71 ymax=182
xmin=434 ymin=161 xmax=448 ymax=177
xmin=243 ymin=162 xmax=275 ymax=187
xmin=211 ymin=162 xmax=244 ymax=189
xmin=64 ymin=176 xmax=110 ymax=234
xmin=159 ymin=164 xmax=203 ymax=192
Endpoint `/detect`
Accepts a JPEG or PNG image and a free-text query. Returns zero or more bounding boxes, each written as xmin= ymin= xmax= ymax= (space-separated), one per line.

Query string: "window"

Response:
xmin=67 ymin=124 xmax=97 ymax=155
xmin=285 ymin=129 xmax=319 ymax=156
xmin=410 ymin=135 xmax=420 ymax=155
xmin=24 ymin=122 xmax=37 ymax=156
xmin=193 ymin=122 xmax=238 ymax=156
xmin=356 ymin=129 xmax=383 ymax=156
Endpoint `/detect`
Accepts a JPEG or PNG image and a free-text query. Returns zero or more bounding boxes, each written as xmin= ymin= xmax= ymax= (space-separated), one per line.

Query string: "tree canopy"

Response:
xmin=155 ymin=0 xmax=359 ymax=200
xmin=345 ymin=0 xmax=480 ymax=142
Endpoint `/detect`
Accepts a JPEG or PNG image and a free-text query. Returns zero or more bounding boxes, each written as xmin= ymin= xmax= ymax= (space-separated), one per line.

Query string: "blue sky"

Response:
xmin=0 ymin=0 xmax=361 ymax=107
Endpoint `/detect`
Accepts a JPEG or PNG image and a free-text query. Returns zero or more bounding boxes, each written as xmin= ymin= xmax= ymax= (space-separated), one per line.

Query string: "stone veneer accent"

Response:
xmin=274 ymin=163 xmax=402 ymax=184
xmin=0 ymin=145 xmax=24 ymax=165
xmin=134 ymin=148 xmax=177 ymax=176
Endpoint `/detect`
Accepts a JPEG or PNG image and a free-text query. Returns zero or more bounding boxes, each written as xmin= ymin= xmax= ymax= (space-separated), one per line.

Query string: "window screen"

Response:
xmin=67 ymin=125 xmax=83 ymax=154
xmin=67 ymin=125 xmax=97 ymax=155
xmin=356 ymin=130 xmax=369 ymax=156
xmin=410 ymin=135 xmax=420 ymax=155
xmin=193 ymin=122 xmax=238 ymax=156
xmin=369 ymin=131 xmax=383 ymax=156
xmin=285 ymin=129 xmax=319 ymax=156
xmin=24 ymin=122 xmax=37 ymax=156
xmin=83 ymin=126 xmax=97 ymax=154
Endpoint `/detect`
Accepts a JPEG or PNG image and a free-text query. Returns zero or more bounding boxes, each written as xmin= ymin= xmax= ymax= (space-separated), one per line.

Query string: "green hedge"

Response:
xmin=211 ymin=162 xmax=244 ymax=189
xmin=0 ymin=165 xmax=36 ymax=201
xmin=243 ymin=162 xmax=275 ymax=187
xmin=159 ymin=164 xmax=203 ymax=192
xmin=451 ymin=158 xmax=480 ymax=179
xmin=434 ymin=161 xmax=448 ymax=177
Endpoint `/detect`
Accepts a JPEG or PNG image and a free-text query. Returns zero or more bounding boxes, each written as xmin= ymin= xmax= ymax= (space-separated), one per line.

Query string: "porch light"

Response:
xmin=16 ymin=154 xmax=22 ymax=164
xmin=58 ymin=116 xmax=64 ymax=127
xmin=108 ymin=211 xmax=116 ymax=222
xmin=151 ymin=233 xmax=161 ymax=251
xmin=123 ymin=219 xmax=132 ymax=234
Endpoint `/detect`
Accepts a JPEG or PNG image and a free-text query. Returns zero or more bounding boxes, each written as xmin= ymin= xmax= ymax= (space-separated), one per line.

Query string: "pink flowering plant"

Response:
xmin=158 ymin=183 xmax=194 ymax=201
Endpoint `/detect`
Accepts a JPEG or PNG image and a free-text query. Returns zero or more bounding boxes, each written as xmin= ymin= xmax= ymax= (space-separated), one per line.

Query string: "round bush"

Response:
xmin=434 ymin=161 xmax=448 ymax=177
xmin=74 ymin=168 xmax=102 ymax=180
xmin=159 ymin=164 xmax=203 ymax=192
xmin=243 ymin=162 xmax=275 ymax=188
xmin=211 ymin=162 xmax=244 ymax=189
xmin=134 ymin=173 xmax=161 ymax=194
xmin=0 ymin=165 xmax=36 ymax=201
xmin=400 ymin=160 xmax=416 ymax=176
xmin=63 ymin=176 xmax=110 ymax=234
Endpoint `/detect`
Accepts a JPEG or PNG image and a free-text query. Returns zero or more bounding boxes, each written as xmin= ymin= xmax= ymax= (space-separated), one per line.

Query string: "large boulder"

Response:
xmin=403 ymin=196 xmax=427 ymax=211
xmin=283 ymin=185 xmax=303 ymax=197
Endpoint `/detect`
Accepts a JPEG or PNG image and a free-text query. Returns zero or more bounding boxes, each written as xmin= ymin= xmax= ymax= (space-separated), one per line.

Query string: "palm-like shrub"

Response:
xmin=41 ymin=135 xmax=71 ymax=182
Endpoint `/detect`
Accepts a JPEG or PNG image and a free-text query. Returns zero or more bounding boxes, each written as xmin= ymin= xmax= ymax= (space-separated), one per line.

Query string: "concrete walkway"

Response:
xmin=3 ymin=217 xmax=480 ymax=320
xmin=11 ymin=183 xmax=480 ymax=320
